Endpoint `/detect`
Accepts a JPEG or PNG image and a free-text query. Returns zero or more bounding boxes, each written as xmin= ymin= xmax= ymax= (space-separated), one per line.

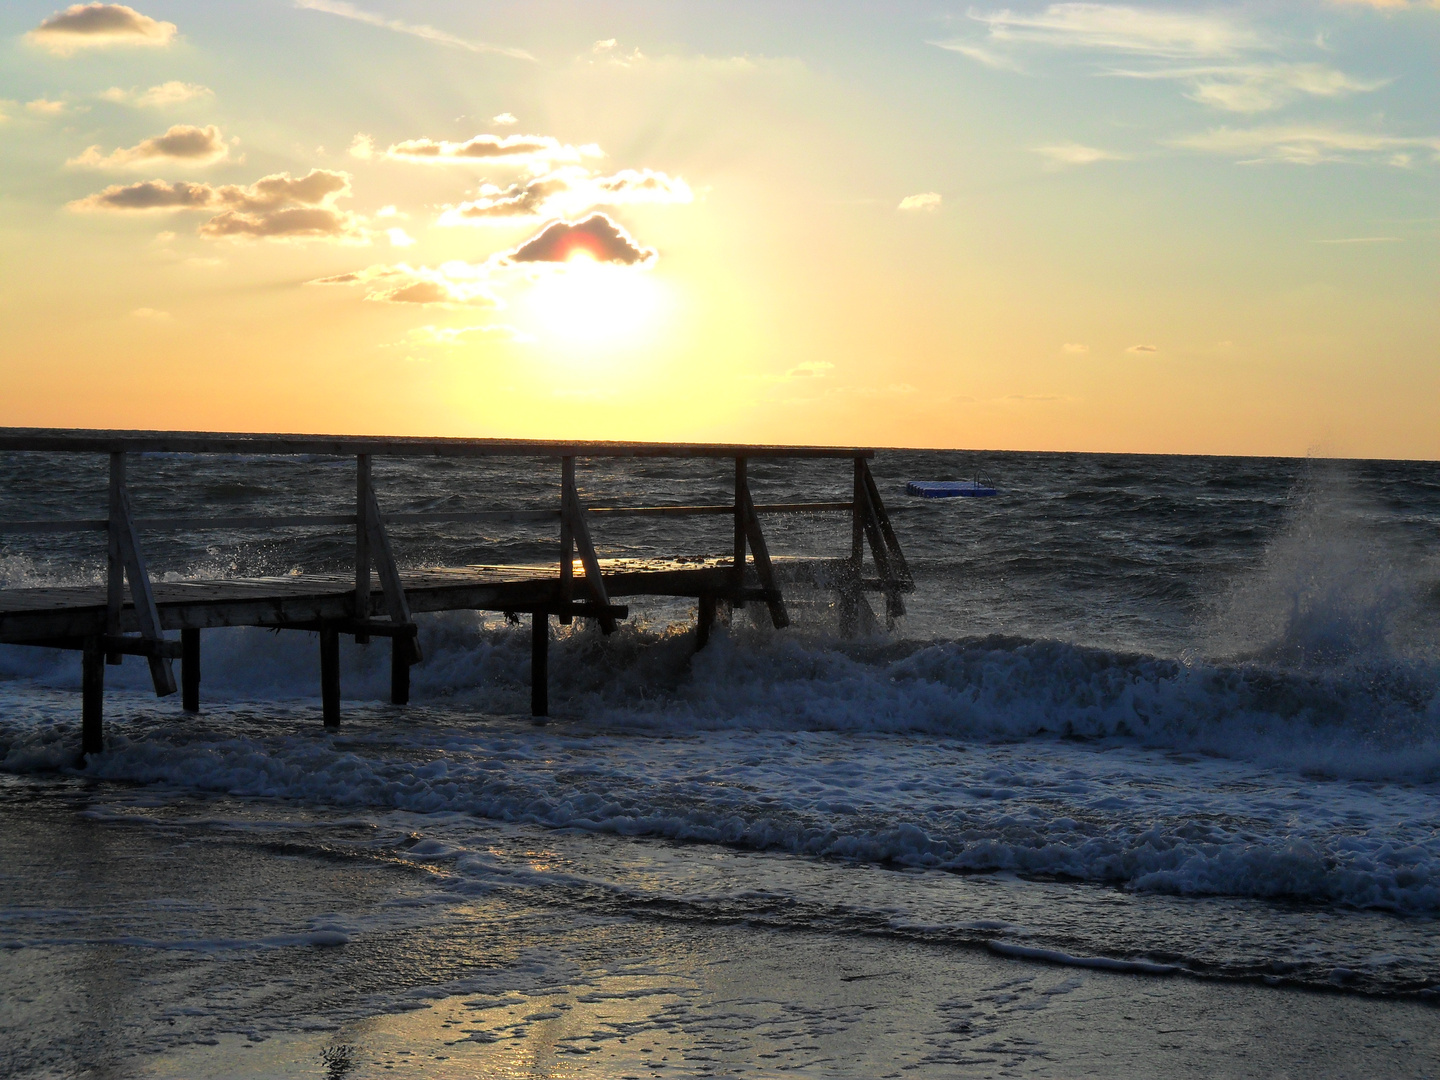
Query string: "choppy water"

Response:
xmin=1 ymin=447 xmax=1438 ymax=1072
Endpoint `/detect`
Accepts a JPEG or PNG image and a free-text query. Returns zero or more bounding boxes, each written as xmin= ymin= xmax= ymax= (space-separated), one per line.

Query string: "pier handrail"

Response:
xmin=0 ymin=428 xmax=872 ymax=460
xmin=1 ymin=427 xmax=914 ymax=734
xmin=0 ymin=502 xmax=858 ymax=535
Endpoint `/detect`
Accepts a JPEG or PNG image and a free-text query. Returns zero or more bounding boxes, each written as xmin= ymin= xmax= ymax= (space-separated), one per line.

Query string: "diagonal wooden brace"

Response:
xmin=561 ymin=467 xmax=616 ymax=634
xmin=108 ymin=456 xmax=176 ymax=696
xmin=854 ymin=462 xmax=906 ymax=622
xmin=365 ymin=486 xmax=422 ymax=664
xmin=737 ymin=473 xmax=790 ymax=630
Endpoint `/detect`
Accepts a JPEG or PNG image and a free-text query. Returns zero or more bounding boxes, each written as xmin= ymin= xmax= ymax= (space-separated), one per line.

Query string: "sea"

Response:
xmin=1 ymin=447 xmax=1437 ymax=1078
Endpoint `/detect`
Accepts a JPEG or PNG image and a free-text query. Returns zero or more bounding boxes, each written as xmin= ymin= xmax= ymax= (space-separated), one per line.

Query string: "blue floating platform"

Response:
xmin=906 ymin=480 xmax=997 ymax=499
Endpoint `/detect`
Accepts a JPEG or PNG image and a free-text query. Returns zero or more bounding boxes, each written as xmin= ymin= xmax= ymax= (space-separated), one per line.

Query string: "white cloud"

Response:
xmin=28 ymin=3 xmax=176 ymax=55
xmin=492 ymin=113 xmax=518 ymax=126
xmin=1034 ymin=142 xmax=1127 ymax=166
xmin=386 ymin=227 xmax=415 ymax=247
xmin=348 ymin=133 xmax=375 ymax=159
xmin=69 ymin=124 xmax=230 ymax=169
xmin=293 ymin=0 xmax=533 ymax=61
xmin=1127 ymin=343 xmax=1158 ymax=353
xmin=1171 ymin=124 xmax=1440 ymax=164
xmin=100 ymin=81 xmax=212 ymax=107
xmin=1062 ymin=342 xmax=1089 ymax=353
xmin=897 ymin=191 xmax=942 ymax=212
xmin=130 ymin=306 xmax=171 ymax=320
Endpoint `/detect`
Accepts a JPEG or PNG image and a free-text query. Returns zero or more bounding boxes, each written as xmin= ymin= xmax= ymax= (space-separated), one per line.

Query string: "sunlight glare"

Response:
xmin=518 ymin=260 xmax=664 ymax=355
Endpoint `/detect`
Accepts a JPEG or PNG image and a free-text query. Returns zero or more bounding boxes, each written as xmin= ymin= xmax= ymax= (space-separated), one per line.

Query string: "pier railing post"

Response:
xmin=531 ymin=611 xmax=548 ymax=717
xmin=320 ymin=624 xmax=340 ymax=727
xmin=181 ymin=628 xmax=200 ymax=713
xmin=105 ymin=453 xmax=125 ymax=665
xmin=733 ymin=457 xmax=747 ymax=608
xmin=558 ymin=457 xmax=574 ymax=625
xmin=354 ymin=454 xmax=372 ymax=642
xmin=81 ymin=635 xmax=104 ymax=757
xmin=840 ymin=456 xmax=865 ymax=635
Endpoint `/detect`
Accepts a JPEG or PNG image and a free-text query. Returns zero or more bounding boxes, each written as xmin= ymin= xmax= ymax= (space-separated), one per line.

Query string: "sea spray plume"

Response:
xmin=1207 ymin=464 xmax=1438 ymax=669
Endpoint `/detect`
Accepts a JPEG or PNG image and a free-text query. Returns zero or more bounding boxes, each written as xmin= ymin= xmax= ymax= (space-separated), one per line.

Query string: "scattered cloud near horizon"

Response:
xmin=68 ymin=124 xmax=230 ymax=169
xmin=1062 ymin=343 xmax=1089 ymax=354
xmin=1127 ymin=343 xmax=1158 ymax=353
xmin=28 ymin=3 xmax=176 ymax=55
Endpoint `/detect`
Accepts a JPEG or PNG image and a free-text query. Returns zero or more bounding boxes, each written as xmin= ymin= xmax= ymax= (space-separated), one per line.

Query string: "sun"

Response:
xmin=517 ymin=258 xmax=664 ymax=355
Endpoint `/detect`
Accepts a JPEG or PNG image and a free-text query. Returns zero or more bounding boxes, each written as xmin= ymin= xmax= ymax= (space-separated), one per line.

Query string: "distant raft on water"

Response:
xmin=906 ymin=480 xmax=997 ymax=498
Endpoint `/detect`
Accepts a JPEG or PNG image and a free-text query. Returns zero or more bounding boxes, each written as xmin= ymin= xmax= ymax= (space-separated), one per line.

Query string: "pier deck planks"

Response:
xmin=0 ymin=557 xmax=852 ymax=643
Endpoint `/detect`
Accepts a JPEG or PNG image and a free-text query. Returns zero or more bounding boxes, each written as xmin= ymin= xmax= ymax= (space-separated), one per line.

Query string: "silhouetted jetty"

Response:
xmin=0 ymin=430 xmax=913 ymax=757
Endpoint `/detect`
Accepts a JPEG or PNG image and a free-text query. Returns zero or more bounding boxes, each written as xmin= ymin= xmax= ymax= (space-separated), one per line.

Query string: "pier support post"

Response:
xmin=531 ymin=611 xmax=548 ymax=718
xmin=181 ymin=629 xmax=200 ymax=713
xmin=320 ymin=625 xmax=341 ymax=728
xmin=82 ymin=635 xmax=104 ymax=757
xmin=696 ymin=593 xmax=716 ymax=650
xmin=391 ymin=637 xmax=410 ymax=706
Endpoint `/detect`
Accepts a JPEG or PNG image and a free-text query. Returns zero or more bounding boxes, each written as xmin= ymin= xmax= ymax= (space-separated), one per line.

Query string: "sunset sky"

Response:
xmin=2 ymin=1 xmax=1437 ymax=457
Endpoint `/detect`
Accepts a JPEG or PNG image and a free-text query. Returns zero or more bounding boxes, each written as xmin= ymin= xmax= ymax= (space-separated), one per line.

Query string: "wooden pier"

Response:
xmin=0 ymin=430 xmax=913 ymax=757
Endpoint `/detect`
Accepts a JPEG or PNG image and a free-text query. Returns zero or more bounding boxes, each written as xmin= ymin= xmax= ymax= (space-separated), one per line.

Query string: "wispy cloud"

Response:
xmin=99 ymin=81 xmax=212 ymax=108
xmin=938 ymin=4 xmax=1389 ymax=117
xmin=1034 ymin=142 xmax=1127 ymax=167
xmin=1171 ymin=124 xmax=1440 ymax=165
xmin=1106 ymin=62 xmax=1389 ymax=113
xmin=964 ymin=4 xmax=1260 ymax=59
xmin=294 ymin=0 xmax=533 ymax=61
xmin=929 ymin=39 xmax=1025 ymax=71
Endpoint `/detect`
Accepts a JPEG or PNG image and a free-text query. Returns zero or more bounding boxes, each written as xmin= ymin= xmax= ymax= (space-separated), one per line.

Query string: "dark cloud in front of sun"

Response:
xmin=506 ymin=214 xmax=655 ymax=266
